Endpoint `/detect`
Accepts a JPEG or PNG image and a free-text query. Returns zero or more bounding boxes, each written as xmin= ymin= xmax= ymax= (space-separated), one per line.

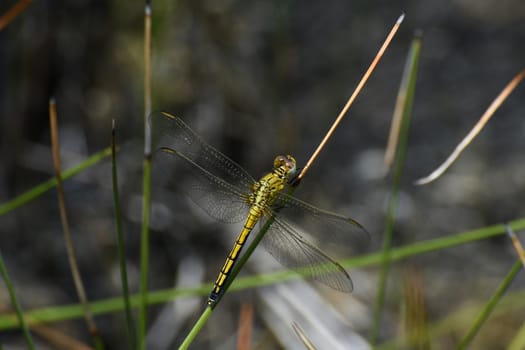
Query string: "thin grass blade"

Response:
xmin=370 ymin=31 xmax=422 ymax=344
xmin=0 ymin=251 xmax=35 ymax=349
xmin=298 ymin=13 xmax=404 ymax=181
xmin=0 ymin=218 xmax=524 ymax=330
xmin=505 ymin=225 xmax=525 ymax=268
xmin=0 ymin=147 xmax=111 ymax=216
xmin=0 ymin=0 xmax=32 ymax=31
xmin=456 ymin=259 xmax=522 ymax=349
xmin=292 ymin=322 xmax=318 ymax=350
xmin=415 ymin=69 xmax=525 ymax=185
xmin=111 ymin=120 xmax=136 ymax=350
xmin=138 ymin=2 xmax=153 ymax=349
xmin=401 ymin=266 xmax=430 ymax=349
xmin=49 ymin=98 xmax=104 ymax=350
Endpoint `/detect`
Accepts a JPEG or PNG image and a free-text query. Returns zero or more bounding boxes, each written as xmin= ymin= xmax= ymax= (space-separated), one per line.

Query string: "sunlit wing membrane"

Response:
xmin=261 ymin=213 xmax=354 ymax=292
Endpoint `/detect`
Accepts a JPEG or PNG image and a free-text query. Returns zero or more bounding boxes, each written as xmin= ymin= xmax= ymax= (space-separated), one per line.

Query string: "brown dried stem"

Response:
xmin=49 ymin=98 xmax=103 ymax=349
xmin=236 ymin=303 xmax=254 ymax=350
xmin=505 ymin=224 xmax=525 ymax=269
xmin=0 ymin=0 xmax=32 ymax=31
xmin=415 ymin=69 xmax=525 ymax=185
xmin=298 ymin=13 xmax=405 ymax=181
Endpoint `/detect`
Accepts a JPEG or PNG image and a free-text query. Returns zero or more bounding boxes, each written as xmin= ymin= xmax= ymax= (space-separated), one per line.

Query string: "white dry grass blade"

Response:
xmin=292 ymin=322 xmax=318 ymax=350
xmin=250 ymin=249 xmax=370 ymax=350
xmin=257 ymin=282 xmax=371 ymax=350
xmin=505 ymin=225 xmax=525 ymax=269
xmin=415 ymin=70 xmax=525 ymax=185
xmin=146 ymin=255 xmax=205 ymax=349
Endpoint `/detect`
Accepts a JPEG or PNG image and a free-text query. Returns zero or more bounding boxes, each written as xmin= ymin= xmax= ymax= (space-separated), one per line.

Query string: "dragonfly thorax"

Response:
xmin=246 ymin=155 xmax=296 ymax=209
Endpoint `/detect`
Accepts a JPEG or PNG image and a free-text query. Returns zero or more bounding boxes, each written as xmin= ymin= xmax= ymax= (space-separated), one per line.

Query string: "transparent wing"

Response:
xmin=153 ymin=147 xmax=250 ymax=223
xmin=150 ymin=111 xmax=255 ymax=191
xmin=272 ymin=192 xmax=369 ymax=252
xmin=261 ymin=213 xmax=354 ymax=292
xmin=151 ymin=111 xmax=367 ymax=285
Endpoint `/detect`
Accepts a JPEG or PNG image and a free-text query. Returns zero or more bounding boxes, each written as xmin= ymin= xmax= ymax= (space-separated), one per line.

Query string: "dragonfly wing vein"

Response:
xmin=151 ymin=112 xmax=255 ymax=190
xmin=154 ymin=147 xmax=250 ymax=223
xmin=273 ymin=193 xmax=369 ymax=249
xmin=261 ymin=214 xmax=354 ymax=292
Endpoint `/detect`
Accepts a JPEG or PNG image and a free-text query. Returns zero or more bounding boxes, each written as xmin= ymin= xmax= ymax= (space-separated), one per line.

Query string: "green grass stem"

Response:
xmin=0 ymin=218 xmax=523 ymax=331
xmin=111 ymin=121 xmax=136 ymax=350
xmin=456 ymin=259 xmax=522 ymax=349
xmin=371 ymin=33 xmax=421 ymax=344
xmin=0 ymin=147 xmax=111 ymax=216
xmin=138 ymin=2 xmax=152 ymax=349
xmin=138 ymin=160 xmax=151 ymax=350
xmin=178 ymin=306 xmax=212 ymax=350
xmin=49 ymin=98 xmax=104 ymax=350
xmin=0 ymin=251 xmax=35 ymax=349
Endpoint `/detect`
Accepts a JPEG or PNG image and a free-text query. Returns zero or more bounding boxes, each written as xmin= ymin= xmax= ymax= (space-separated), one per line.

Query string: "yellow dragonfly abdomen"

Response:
xmin=209 ymin=155 xmax=297 ymax=304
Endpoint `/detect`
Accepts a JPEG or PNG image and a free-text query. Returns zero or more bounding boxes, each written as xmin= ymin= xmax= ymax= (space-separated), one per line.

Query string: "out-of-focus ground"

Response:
xmin=1 ymin=0 xmax=525 ymax=349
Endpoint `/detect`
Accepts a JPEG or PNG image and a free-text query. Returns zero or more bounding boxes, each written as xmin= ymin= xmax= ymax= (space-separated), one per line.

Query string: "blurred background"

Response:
xmin=1 ymin=0 xmax=525 ymax=349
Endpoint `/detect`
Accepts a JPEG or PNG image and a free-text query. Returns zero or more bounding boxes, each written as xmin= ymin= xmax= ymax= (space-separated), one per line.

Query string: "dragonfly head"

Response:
xmin=273 ymin=155 xmax=297 ymax=177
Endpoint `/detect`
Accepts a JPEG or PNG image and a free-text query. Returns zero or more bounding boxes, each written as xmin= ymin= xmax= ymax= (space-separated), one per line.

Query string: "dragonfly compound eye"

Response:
xmin=273 ymin=155 xmax=285 ymax=169
xmin=273 ymin=155 xmax=295 ymax=173
xmin=284 ymin=155 xmax=297 ymax=174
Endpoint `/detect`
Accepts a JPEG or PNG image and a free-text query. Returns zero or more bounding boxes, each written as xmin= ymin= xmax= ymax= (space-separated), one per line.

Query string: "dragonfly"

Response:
xmin=151 ymin=112 xmax=369 ymax=305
